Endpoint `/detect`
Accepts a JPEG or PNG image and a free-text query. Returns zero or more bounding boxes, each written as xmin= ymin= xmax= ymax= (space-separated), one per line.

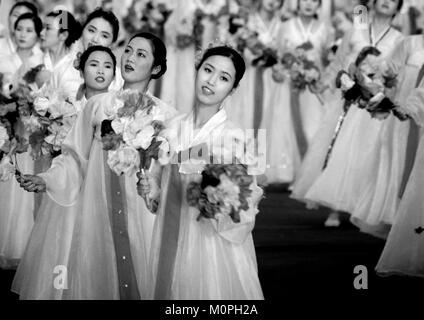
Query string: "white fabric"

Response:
xmin=12 ymin=91 xmax=177 ymax=299
xmin=149 ymin=110 xmax=264 ymax=300
xmin=291 ymin=24 xmax=404 ymax=213
xmin=350 ymin=35 xmax=424 ymax=237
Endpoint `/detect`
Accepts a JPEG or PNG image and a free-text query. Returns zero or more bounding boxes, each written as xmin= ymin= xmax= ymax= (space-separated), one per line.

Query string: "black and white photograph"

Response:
xmin=0 ymin=0 xmax=423 ymax=317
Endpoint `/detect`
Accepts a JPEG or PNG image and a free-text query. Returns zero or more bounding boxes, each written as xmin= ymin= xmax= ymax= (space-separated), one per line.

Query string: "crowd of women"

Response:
xmin=0 ymin=0 xmax=423 ymax=300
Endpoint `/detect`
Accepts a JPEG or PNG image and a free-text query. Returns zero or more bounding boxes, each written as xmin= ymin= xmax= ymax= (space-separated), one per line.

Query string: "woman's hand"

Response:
xmin=136 ymin=171 xmax=151 ymax=198
xmin=17 ymin=174 xmax=47 ymax=193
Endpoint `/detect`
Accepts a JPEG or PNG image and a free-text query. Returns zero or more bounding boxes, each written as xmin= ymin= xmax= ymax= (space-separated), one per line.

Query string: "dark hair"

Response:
xmin=355 ymin=46 xmax=381 ymax=67
xmin=82 ymin=8 xmax=120 ymax=43
xmin=196 ymin=46 xmax=246 ymax=88
xmin=46 ymin=10 xmax=82 ymax=48
xmin=9 ymin=1 xmax=38 ymax=17
xmin=373 ymin=0 xmax=404 ymax=16
xmin=78 ymin=45 xmax=117 ymax=75
xmin=14 ymin=13 xmax=42 ymax=37
xmin=129 ymin=32 xmax=167 ymax=79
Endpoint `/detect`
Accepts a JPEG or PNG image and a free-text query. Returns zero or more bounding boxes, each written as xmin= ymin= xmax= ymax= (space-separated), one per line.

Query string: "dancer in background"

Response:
xmin=291 ymin=0 xmax=404 ymax=227
xmin=350 ymin=30 xmax=424 ymax=238
xmin=48 ymin=8 xmax=124 ymax=97
xmin=0 ymin=12 xmax=44 ymax=269
xmin=375 ymin=78 xmax=424 ymax=279
xmin=0 ymin=1 xmax=39 ymax=58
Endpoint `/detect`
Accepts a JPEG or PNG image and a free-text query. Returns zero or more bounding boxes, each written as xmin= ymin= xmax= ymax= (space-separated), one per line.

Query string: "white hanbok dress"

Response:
xmin=12 ymin=91 xmax=176 ymax=299
xmin=291 ymin=24 xmax=404 ymax=213
xmin=375 ymin=83 xmax=424 ymax=278
xmin=159 ymin=0 xmax=196 ymax=113
xmin=149 ymin=109 xmax=264 ymax=300
xmin=0 ymin=48 xmax=44 ymax=269
xmin=350 ymin=35 xmax=424 ymax=238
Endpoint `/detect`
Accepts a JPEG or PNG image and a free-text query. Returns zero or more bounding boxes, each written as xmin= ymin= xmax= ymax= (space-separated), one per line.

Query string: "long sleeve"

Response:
xmin=210 ymin=177 xmax=263 ymax=245
xmin=322 ymin=29 xmax=353 ymax=92
xmin=38 ymin=98 xmax=97 ymax=206
xmin=402 ymin=87 xmax=424 ymax=127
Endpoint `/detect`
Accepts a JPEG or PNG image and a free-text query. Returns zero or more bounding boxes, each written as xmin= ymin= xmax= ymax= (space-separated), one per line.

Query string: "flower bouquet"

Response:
xmin=335 ymin=46 xmax=402 ymax=120
xmin=186 ymin=163 xmax=258 ymax=224
xmin=123 ymin=0 xmax=173 ymax=37
xmin=100 ymin=90 xmax=170 ymax=206
xmin=21 ymin=84 xmax=78 ymax=160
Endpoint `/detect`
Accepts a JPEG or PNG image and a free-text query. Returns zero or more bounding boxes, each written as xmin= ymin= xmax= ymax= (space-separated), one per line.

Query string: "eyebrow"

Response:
xmin=204 ymin=63 xmax=233 ymax=78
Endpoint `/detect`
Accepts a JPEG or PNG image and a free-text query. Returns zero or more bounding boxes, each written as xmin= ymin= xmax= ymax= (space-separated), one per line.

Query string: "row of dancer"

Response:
xmin=292 ymin=0 xmax=424 ymax=278
xmin=0 ymin=3 xmax=264 ymax=299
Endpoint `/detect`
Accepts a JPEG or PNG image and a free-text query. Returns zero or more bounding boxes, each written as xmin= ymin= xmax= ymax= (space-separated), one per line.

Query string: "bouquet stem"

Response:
xmin=139 ymin=167 xmax=153 ymax=211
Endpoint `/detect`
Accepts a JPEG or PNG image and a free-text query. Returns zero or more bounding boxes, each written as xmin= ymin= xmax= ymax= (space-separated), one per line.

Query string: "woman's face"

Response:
xmin=195 ymin=55 xmax=236 ymax=107
xmin=83 ymin=50 xmax=115 ymax=92
xmin=121 ymin=37 xmax=157 ymax=84
xmin=81 ymin=17 xmax=114 ymax=50
xmin=40 ymin=16 xmax=61 ymax=50
xmin=374 ymin=0 xmax=399 ymax=17
xmin=8 ymin=5 xmax=33 ymax=36
xmin=298 ymin=0 xmax=321 ymax=17
xmin=261 ymin=0 xmax=283 ymax=12
xmin=15 ymin=19 xmax=38 ymax=50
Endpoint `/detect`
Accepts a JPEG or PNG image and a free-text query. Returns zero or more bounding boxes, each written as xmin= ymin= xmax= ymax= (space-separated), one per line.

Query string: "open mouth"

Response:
xmin=95 ymin=76 xmax=105 ymax=83
xmin=124 ymin=64 xmax=134 ymax=72
xmin=201 ymin=85 xmax=214 ymax=96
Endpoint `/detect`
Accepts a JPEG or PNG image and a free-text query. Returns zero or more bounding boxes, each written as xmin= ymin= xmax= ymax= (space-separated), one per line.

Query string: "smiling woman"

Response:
xmin=138 ymin=46 xmax=264 ymax=300
xmin=12 ymin=33 xmax=177 ymax=300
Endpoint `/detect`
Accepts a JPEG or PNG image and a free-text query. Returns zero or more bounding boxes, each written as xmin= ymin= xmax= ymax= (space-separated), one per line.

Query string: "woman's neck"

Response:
xmin=259 ymin=8 xmax=274 ymax=25
xmin=17 ymin=47 xmax=33 ymax=61
xmin=193 ymin=102 xmax=221 ymax=129
xmin=48 ymin=43 xmax=68 ymax=66
xmin=299 ymin=14 xmax=315 ymax=27
xmin=371 ymin=12 xmax=392 ymax=35
xmin=123 ymin=80 xmax=149 ymax=93
xmin=85 ymin=86 xmax=108 ymax=100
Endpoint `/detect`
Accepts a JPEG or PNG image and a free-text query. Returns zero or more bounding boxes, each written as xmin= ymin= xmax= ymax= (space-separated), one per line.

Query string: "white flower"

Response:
xmin=49 ymin=99 xmax=77 ymax=119
xmin=340 ymin=73 xmax=355 ymax=91
xmin=111 ymin=116 xmax=131 ymax=134
xmin=148 ymin=105 xmax=166 ymax=122
xmin=127 ymin=125 xmax=155 ymax=149
xmin=0 ymin=156 xmax=15 ymax=181
xmin=21 ymin=115 xmax=42 ymax=132
xmin=33 ymin=96 xmax=50 ymax=116
xmin=157 ymin=136 xmax=170 ymax=165
xmin=0 ymin=126 xmax=9 ymax=150
xmin=104 ymin=98 xmax=125 ymax=120
xmin=107 ymin=146 xmax=140 ymax=176
xmin=204 ymin=174 xmax=241 ymax=215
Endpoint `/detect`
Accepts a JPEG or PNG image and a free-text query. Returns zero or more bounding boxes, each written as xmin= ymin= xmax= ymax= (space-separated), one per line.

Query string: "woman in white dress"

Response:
xmin=159 ymin=0 xmax=197 ymax=113
xmin=0 ymin=1 xmax=39 ymax=58
xmin=292 ymin=0 xmax=403 ymax=226
xmin=0 ymin=13 xmax=44 ymax=270
xmin=12 ymin=45 xmax=116 ymax=299
xmin=375 ymin=81 xmax=424 ymax=278
xmin=48 ymin=8 xmax=124 ymax=98
xmin=38 ymin=10 xmax=81 ymax=87
xmin=14 ymin=33 xmax=177 ymax=299
xmin=291 ymin=0 xmax=404 ymax=227
xmin=350 ymin=33 xmax=424 ymax=238
xmin=262 ymin=0 xmax=331 ymax=185
xmin=226 ymin=0 xmax=282 ymax=131
xmin=139 ymin=45 xmax=264 ymax=300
